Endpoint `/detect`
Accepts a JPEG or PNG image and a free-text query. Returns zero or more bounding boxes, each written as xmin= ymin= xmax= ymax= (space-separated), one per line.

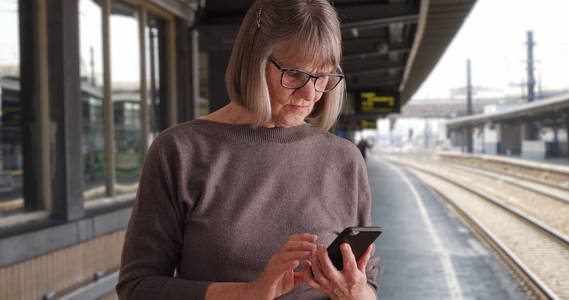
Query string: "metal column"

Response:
xmin=47 ymin=0 xmax=84 ymax=220
xmin=102 ymin=0 xmax=115 ymax=197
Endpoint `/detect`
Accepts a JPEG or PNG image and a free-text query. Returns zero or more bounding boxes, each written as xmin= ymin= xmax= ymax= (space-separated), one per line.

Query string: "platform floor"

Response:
xmin=367 ymin=154 xmax=527 ymax=300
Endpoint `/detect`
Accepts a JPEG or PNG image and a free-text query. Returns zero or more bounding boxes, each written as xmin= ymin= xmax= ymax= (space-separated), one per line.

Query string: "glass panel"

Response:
xmin=111 ymin=4 xmax=141 ymax=195
xmin=0 ymin=0 xmax=23 ymax=214
xmin=79 ymin=0 xmax=106 ymax=201
xmin=146 ymin=16 xmax=166 ymax=143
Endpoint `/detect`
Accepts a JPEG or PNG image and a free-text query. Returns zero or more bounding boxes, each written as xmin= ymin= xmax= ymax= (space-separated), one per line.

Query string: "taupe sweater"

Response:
xmin=117 ymin=119 xmax=378 ymax=299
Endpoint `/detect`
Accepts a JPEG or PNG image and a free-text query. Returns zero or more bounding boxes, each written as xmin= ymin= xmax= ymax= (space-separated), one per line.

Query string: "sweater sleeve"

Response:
xmin=116 ymin=134 xmax=212 ymax=299
xmin=356 ymin=156 xmax=380 ymax=293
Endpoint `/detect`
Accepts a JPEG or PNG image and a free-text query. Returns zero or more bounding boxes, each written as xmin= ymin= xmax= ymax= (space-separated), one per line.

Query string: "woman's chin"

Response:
xmin=270 ymin=115 xmax=308 ymax=127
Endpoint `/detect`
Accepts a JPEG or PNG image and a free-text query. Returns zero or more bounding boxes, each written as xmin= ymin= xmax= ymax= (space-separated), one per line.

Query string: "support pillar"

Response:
xmin=101 ymin=0 xmax=115 ymax=197
xmin=496 ymin=123 xmax=503 ymax=154
xmin=553 ymin=125 xmax=559 ymax=157
xmin=20 ymin=0 xmax=41 ymax=211
xmin=522 ymin=120 xmax=537 ymax=140
xmin=47 ymin=0 xmax=84 ymax=220
xmin=566 ymin=116 xmax=569 ymax=158
xmin=139 ymin=7 xmax=149 ymax=157
xmin=480 ymin=124 xmax=485 ymax=153
xmin=466 ymin=126 xmax=473 ymax=153
xmin=191 ymin=30 xmax=200 ymax=119
xmin=175 ymin=18 xmax=193 ymax=122
xmin=208 ymin=50 xmax=231 ymax=112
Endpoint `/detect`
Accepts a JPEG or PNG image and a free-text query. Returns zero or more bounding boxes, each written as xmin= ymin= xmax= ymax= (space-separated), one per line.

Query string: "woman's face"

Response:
xmin=265 ymin=49 xmax=333 ymax=127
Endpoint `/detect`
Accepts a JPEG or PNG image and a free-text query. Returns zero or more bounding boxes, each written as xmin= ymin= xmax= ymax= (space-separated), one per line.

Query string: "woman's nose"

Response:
xmin=295 ymin=78 xmax=318 ymax=101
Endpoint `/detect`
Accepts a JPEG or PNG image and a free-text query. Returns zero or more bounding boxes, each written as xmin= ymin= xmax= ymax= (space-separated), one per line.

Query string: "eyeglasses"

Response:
xmin=269 ymin=56 xmax=344 ymax=93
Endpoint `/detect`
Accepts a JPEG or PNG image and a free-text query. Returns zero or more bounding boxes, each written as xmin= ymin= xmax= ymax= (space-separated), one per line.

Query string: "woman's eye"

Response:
xmin=285 ymin=71 xmax=306 ymax=82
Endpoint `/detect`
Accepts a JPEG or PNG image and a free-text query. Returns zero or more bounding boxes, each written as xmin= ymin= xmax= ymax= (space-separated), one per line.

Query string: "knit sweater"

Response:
xmin=116 ymin=119 xmax=378 ymax=300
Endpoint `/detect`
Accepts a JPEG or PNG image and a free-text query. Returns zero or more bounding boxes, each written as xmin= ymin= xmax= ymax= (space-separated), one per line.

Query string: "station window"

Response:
xmin=0 ymin=0 xmax=23 ymax=214
xmin=111 ymin=3 xmax=142 ymax=195
xmin=79 ymin=0 xmax=106 ymax=201
xmin=79 ymin=1 xmax=175 ymax=201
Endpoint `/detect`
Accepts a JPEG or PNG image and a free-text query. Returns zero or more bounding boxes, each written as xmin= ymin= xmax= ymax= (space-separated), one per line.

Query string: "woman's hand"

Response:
xmin=248 ymin=233 xmax=317 ymax=300
xmin=302 ymin=243 xmax=376 ymax=300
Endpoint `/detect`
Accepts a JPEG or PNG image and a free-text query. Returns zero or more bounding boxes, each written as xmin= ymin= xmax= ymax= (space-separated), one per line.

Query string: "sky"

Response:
xmin=0 ymin=0 xmax=141 ymax=86
xmin=78 ymin=0 xmax=140 ymax=87
xmin=411 ymin=0 xmax=569 ymax=101
xmin=0 ymin=0 xmax=19 ymax=72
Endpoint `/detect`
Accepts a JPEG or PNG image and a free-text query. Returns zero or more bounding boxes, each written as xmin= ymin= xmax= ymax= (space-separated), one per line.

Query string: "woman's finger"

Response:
xmin=293 ymin=271 xmax=305 ymax=287
xmin=285 ymin=260 xmax=300 ymax=271
xmin=268 ymin=259 xmax=300 ymax=278
xmin=310 ymin=251 xmax=331 ymax=286
xmin=302 ymin=261 xmax=321 ymax=290
xmin=316 ymin=244 xmax=339 ymax=278
xmin=282 ymin=240 xmax=317 ymax=252
xmin=288 ymin=233 xmax=318 ymax=242
xmin=356 ymin=244 xmax=373 ymax=272
xmin=276 ymin=251 xmax=313 ymax=264
xmin=340 ymin=243 xmax=358 ymax=272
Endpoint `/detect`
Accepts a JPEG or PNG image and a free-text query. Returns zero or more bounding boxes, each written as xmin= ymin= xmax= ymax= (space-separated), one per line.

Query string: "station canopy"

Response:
xmin=156 ymin=0 xmax=477 ymax=113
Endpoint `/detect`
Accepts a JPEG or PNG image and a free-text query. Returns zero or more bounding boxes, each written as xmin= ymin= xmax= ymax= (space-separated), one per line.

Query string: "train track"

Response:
xmin=385 ymin=156 xmax=569 ymax=300
xmin=439 ymin=153 xmax=569 ymax=191
xmin=389 ymin=155 xmax=569 ymax=238
xmin=447 ymin=163 xmax=569 ymax=205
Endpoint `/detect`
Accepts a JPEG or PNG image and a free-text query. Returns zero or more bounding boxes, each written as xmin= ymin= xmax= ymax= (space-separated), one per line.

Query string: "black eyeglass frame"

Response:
xmin=269 ymin=56 xmax=344 ymax=93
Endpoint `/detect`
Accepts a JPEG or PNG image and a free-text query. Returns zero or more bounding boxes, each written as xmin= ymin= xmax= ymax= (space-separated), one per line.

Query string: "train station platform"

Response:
xmin=367 ymin=154 xmax=527 ymax=299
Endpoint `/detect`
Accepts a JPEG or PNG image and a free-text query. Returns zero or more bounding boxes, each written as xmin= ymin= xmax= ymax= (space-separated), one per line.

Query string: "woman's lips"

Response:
xmin=289 ymin=104 xmax=309 ymax=111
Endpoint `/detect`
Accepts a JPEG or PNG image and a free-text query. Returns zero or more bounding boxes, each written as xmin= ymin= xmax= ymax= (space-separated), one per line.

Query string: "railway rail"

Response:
xmin=439 ymin=152 xmax=569 ymax=190
xmin=389 ymin=155 xmax=569 ymax=238
xmin=384 ymin=155 xmax=569 ymax=300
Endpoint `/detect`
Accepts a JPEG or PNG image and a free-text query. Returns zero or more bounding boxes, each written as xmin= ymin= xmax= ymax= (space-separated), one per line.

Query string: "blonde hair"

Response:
xmin=225 ymin=0 xmax=344 ymax=132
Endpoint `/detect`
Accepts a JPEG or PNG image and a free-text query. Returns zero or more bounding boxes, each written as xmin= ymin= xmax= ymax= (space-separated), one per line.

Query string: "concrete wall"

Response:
xmin=473 ymin=126 xmax=484 ymax=153
xmin=522 ymin=140 xmax=546 ymax=159
xmin=558 ymin=128 xmax=568 ymax=156
xmin=0 ymin=230 xmax=124 ymax=299
xmin=483 ymin=122 xmax=500 ymax=155
xmin=0 ymin=204 xmax=132 ymax=299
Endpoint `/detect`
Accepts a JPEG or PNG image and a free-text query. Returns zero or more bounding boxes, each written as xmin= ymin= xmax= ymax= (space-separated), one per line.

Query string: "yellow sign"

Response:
xmin=358 ymin=91 xmax=399 ymax=113
xmin=361 ymin=92 xmax=394 ymax=112
xmin=360 ymin=120 xmax=376 ymax=129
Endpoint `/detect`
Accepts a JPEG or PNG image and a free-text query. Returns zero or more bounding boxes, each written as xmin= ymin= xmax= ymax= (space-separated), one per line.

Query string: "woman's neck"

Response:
xmin=204 ymin=102 xmax=286 ymax=128
xmin=203 ymin=102 xmax=254 ymax=125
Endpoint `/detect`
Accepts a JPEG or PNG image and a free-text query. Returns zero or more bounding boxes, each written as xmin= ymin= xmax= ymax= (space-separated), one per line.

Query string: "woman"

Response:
xmin=116 ymin=0 xmax=378 ymax=299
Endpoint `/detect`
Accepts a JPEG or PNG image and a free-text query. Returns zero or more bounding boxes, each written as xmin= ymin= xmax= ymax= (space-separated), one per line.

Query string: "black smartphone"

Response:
xmin=327 ymin=226 xmax=382 ymax=270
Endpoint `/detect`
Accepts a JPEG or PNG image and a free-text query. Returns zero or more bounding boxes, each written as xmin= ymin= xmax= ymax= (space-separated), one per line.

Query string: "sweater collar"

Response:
xmin=191 ymin=119 xmax=318 ymax=143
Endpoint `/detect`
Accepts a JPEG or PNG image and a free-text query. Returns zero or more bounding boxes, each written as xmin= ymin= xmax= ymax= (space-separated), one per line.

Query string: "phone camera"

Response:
xmin=349 ymin=230 xmax=359 ymax=236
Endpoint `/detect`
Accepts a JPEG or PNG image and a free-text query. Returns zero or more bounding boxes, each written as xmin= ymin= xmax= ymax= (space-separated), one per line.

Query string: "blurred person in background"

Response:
xmin=358 ymin=139 xmax=370 ymax=160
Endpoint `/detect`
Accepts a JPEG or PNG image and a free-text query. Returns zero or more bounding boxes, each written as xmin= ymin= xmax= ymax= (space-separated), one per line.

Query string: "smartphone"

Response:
xmin=327 ymin=226 xmax=382 ymax=270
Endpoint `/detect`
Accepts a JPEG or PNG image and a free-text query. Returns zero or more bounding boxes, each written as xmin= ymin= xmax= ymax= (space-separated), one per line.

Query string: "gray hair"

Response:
xmin=225 ymin=0 xmax=344 ymax=132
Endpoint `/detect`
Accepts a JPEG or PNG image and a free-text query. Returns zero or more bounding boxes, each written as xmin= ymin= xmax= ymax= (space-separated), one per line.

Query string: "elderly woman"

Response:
xmin=116 ymin=0 xmax=378 ymax=299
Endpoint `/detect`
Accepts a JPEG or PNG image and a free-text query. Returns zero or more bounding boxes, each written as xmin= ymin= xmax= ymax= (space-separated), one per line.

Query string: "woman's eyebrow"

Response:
xmin=276 ymin=57 xmax=336 ymax=74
